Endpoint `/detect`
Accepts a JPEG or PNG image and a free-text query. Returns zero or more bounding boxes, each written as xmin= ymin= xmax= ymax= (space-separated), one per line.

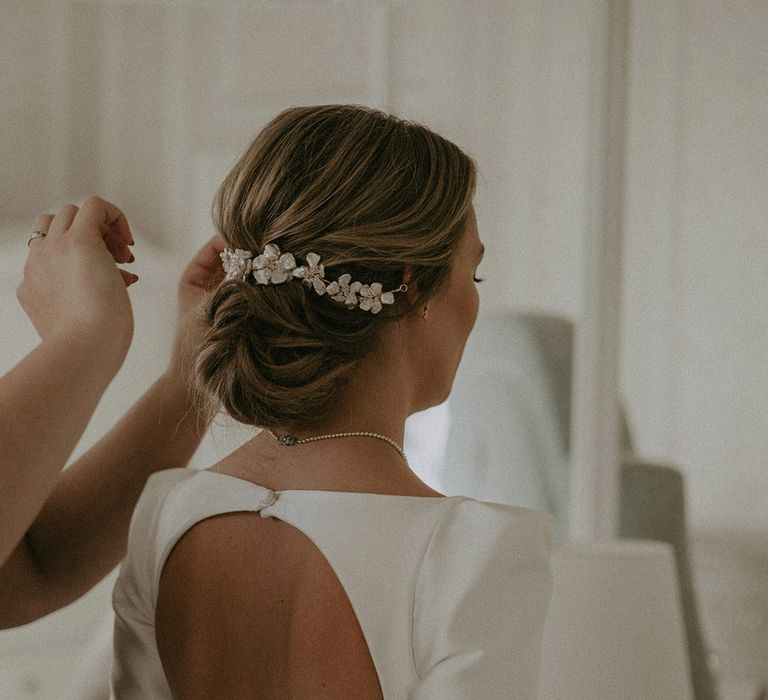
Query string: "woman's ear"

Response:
xmin=401 ymin=266 xmax=420 ymax=306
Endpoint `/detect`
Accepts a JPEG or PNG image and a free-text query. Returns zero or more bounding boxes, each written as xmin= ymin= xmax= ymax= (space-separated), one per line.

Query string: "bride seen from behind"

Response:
xmin=111 ymin=105 xmax=553 ymax=699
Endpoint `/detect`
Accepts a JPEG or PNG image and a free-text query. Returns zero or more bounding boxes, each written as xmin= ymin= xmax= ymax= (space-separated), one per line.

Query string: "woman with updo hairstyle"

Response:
xmin=110 ymin=105 xmax=554 ymax=699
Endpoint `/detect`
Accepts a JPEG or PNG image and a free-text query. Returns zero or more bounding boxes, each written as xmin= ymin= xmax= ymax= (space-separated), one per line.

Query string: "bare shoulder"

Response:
xmin=155 ymin=512 xmax=297 ymax=696
xmin=155 ymin=510 xmax=383 ymax=699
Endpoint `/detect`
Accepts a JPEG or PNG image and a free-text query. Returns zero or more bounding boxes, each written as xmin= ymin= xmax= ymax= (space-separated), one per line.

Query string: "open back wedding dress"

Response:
xmin=110 ymin=468 xmax=553 ymax=699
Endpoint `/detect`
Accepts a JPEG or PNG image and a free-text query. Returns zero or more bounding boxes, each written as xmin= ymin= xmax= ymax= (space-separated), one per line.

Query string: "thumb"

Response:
xmin=183 ymin=235 xmax=227 ymax=288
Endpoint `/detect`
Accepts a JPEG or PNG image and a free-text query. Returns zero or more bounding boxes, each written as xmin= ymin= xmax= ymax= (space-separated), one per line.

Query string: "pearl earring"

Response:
xmin=422 ymin=305 xmax=429 ymax=320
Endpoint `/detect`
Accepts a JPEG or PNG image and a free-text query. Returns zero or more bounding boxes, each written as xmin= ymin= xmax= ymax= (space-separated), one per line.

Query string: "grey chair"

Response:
xmin=435 ymin=310 xmax=717 ymax=700
xmin=620 ymin=458 xmax=717 ymax=700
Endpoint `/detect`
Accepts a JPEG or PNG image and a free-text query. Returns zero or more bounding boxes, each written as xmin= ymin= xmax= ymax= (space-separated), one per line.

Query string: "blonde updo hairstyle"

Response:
xmin=195 ymin=105 xmax=476 ymax=430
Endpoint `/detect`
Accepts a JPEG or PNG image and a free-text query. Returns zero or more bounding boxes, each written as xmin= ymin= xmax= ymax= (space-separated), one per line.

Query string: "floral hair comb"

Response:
xmin=219 ymin=244 xmax=408 ymax=314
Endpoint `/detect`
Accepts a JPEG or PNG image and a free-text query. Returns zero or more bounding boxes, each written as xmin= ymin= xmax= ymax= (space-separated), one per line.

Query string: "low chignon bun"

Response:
xmin=194 ymin=104 xmax=476 ymax=430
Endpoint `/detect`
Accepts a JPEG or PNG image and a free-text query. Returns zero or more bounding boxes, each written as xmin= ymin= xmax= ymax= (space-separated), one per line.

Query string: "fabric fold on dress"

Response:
xmin=412 ymin=499 xmax=553 ymax=699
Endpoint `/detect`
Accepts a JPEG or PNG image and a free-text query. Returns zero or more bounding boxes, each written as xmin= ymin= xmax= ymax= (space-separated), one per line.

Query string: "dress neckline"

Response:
xmin=193 ymin=468 xmax=449 ymax=499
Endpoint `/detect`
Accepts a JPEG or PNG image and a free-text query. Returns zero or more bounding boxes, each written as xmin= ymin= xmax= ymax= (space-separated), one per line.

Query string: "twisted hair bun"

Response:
xmin=195 ymin=105 xmax=476 ymax=429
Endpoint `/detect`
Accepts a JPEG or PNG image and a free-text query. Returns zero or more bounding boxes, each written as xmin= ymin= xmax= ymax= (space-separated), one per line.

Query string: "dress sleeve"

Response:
xmin=411 ymin=499 xmax=554 ymax=700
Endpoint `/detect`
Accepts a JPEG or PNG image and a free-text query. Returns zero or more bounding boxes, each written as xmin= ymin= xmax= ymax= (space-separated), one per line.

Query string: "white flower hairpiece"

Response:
xmin=220 ymin=248 xmax=253 ymax=281
xmin=253 ymin=243 xmax=296 ymax=284
xmin=219 ymin=244 xmax=407 ymax=314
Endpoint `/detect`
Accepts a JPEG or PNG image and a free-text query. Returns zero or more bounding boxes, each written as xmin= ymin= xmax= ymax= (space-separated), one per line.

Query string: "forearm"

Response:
xmin=19 ymin=369 xmax=209 ymax=613
xmin=0 ymin=335 xmax=120 ymax=567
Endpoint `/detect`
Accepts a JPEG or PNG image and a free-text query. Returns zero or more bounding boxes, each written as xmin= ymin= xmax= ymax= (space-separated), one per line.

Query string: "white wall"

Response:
xmin=622 ymin=0 xmax=768 ymax=534
xmin=391 ymin=0 xmax=591 ymax=317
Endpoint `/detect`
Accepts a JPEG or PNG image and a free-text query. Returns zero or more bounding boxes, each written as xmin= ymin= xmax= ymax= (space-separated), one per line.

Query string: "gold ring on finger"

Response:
xmin=27 ymin=230 xmax=47 ymax=247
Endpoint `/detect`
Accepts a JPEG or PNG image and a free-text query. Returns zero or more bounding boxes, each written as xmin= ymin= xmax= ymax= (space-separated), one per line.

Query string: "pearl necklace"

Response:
xmin=267 ymin=429 xmax=409 ymax=467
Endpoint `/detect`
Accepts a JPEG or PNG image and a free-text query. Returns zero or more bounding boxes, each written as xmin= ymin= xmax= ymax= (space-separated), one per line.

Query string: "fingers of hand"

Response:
xmin=16 ymin=277 xmax=29 ymax=309
xmin=75 ymin=196 xmax=134 ymax=247
xmin=184 ymin=235 xmax=227 ymax=289
xmin=199 ymin=234 xmax=228 ymax=271
xmin=18 ymin=213 xmax=50 ymax=307
xmin=119 ymin=268 xmax=140 ymax=287
xmin=27 ymin=213 xmax=54 ymax=249
xmin=48 ymin=204 xmax=79 ymax=239
xmin=102 ymin=226 xmax=134 ymax=264
xmin=32 ymin=213 xmax=54 ymax=235
xmin=210 ymin=233 xmax=226 ymax=254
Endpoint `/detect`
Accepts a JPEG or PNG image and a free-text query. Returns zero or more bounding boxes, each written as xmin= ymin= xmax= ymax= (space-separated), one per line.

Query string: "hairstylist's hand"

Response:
xmin=17 ymin=196 xmax=138 ymax=370
xmin=166 ymin=235 xmax=226 ymax=381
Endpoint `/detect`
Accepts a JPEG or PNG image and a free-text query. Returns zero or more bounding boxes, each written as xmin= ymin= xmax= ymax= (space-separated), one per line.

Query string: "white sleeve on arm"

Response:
xmin=411 ymin=499 xmax=554 ymax=700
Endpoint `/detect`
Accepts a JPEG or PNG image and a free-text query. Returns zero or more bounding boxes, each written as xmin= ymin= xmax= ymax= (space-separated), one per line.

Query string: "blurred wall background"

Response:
xmin=1 ymin=0 xmax=767 ymax=697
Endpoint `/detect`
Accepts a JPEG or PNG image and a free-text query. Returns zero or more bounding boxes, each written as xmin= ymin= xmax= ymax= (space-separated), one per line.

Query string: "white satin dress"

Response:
xmin=110 ymin=468 xmax=553 ymax=699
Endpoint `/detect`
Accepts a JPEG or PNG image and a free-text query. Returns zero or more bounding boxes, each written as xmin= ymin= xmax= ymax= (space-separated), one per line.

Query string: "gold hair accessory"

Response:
xmin=220 ymin=244 xmax=408 ymax=314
